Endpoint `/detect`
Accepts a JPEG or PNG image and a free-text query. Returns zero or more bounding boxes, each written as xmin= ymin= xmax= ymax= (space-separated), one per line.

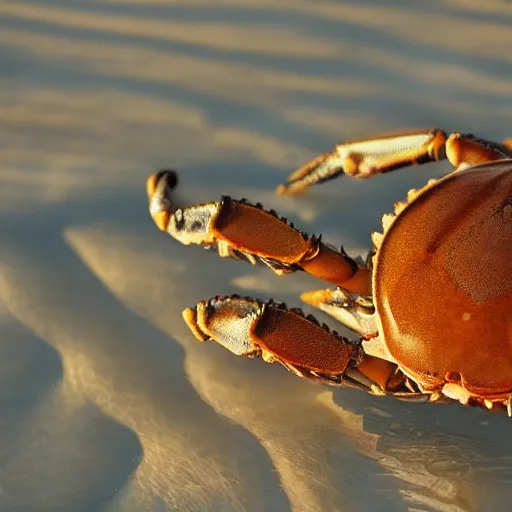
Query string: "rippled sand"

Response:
xmin=1 ymin=1 xmax=512 ymax=511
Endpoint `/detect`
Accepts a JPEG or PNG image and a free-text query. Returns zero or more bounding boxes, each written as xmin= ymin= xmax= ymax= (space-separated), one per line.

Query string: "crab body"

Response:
xmin=373 ymin=161 xmax=512 ymax=406
xmin=147 ymin=128 xmax=512 ymax=414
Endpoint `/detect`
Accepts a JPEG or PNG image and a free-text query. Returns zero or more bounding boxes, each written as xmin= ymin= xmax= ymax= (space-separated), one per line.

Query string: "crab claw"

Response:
xmin=147 ymin=170 xmax=370 ymax=292
xmin=299 ymin=288 xmax=400 ymax=371
xmin=182 ymin=295 xmax=401 ymax=393
xmin=147 ymin=170 xmax=179 ymax=230
xmin=183 ymin=295 xmax=357 ymax=379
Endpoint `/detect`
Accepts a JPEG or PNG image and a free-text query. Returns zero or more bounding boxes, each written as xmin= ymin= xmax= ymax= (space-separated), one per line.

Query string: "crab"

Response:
xmin=147 ymin=128 xmax=512 ymax=414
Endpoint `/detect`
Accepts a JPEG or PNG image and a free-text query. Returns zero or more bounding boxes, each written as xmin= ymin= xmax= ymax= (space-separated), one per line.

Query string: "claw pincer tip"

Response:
xmin=147 ymin=170 xmax=178 ymax=230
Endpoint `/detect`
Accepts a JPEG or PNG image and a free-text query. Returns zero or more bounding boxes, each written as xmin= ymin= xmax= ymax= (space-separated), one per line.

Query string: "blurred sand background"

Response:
xmin=1 ymin=1 xmax=512 ymax=511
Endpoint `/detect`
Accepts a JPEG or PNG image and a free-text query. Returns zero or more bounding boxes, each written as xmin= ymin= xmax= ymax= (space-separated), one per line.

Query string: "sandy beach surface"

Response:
xmin=1 ymin=1 xmax=512 ymax=511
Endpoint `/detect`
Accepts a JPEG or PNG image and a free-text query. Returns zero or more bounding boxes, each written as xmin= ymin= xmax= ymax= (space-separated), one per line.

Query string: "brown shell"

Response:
xmin=251 ymin=306 xmax=350 ymax=373
xmin=213 ymin=198 xmax=310 ymax=264
xmin=375 ymin=160 xmax=512 ymax=395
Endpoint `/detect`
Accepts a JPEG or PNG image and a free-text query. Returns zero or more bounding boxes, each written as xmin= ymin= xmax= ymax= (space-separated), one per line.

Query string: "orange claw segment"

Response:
xmin=251 ymin=305 xmax=350 ymax=373
xmin=338 ymin=267 xmax=372 ymax=294
xmin=446 ymin=133 xmax=510 ymax=168
xmin=146 ymin=173 xmax=159 ymax=198
xmin=300 ymin=245 xmax=370 ymax=293
xmin=299 ymin=288 xmax=333 ymax=308
xmin=147 ymin=170 xmax=178 ymax=230
xmin=356 ymin=355 xmax=402 ymax=391
xmin=151 ymin=210 xmax=170 ymax=231
xmin=182 ymin=307 xmax=209 ymax=341
xmin=212 ymin=198 xmax=310 ymax=264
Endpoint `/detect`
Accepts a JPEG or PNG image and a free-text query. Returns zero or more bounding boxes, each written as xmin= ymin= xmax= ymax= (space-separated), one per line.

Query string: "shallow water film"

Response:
xmin=1 ymin=1 xmax=512 ymax=511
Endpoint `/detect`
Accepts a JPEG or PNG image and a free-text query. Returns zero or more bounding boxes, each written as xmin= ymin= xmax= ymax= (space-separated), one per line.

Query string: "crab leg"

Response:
xmin=182 ymin=295 xmax=404 ymax=394
xmin=300 ymin=287 xmax=377 ymax=337
xmin=277 ymin=129 xmax=512 ymax=195
xmin=147 ymin=171 xmax=370 ymax=293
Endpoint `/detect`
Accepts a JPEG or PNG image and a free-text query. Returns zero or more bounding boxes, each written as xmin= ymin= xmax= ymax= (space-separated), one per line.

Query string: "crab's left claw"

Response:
xmin=146 ymin=170 xmax=370 ymax=293
xmin=183 ymin=295 xmax=403 ymax=394
xmin=184 ymin=295 xmax=356 ymax=371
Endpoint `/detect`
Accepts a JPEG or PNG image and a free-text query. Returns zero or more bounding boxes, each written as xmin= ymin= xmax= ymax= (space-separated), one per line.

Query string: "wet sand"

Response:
xmin=1 ymin=1 xmax=512 ymax=511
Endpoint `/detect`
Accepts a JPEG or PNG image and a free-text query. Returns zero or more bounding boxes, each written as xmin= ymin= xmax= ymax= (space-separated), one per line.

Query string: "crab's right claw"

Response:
xmin=183 ymin=295 xmax=402 ymax=394
xmin=147 ymin=171 xmax=370 ymax=292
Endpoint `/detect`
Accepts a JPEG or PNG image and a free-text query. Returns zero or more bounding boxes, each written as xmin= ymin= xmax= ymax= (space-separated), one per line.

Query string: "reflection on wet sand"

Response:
xmin=0 ymin=233 xmax=285 ymax=511
xmin=1 ymin=0 xmax=512 ymax=510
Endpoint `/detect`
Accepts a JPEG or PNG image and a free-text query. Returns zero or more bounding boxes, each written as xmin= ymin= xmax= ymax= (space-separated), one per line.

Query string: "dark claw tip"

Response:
xmin=155 ymin=169 xmax=179 ymax=190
